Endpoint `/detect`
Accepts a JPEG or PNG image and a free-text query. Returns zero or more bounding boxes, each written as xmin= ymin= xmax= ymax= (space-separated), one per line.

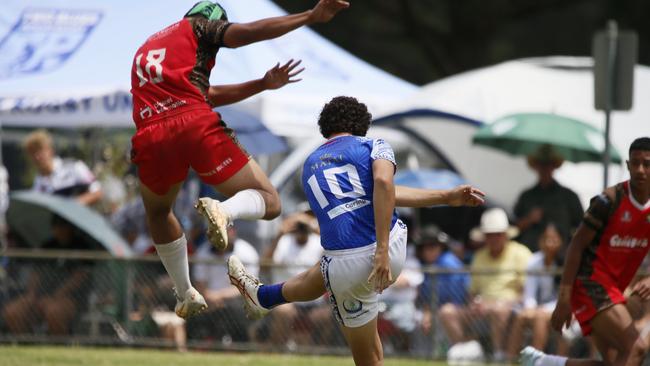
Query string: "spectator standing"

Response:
xmin=514 ymin=144 xmax=583 ymax=252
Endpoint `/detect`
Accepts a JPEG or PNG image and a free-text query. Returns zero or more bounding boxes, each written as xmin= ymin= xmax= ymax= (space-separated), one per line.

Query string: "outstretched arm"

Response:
xmin=223 ymin=0 xmax=349 ymax=48
xmin=395 ymin=184 xmax=485 ymax=208
xmin=208 ymin=60 xmax=303 ymax=107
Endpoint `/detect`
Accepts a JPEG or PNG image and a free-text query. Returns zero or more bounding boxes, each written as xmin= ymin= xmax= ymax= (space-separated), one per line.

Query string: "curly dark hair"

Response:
xmin=630 ymin=137 xmax=650 ymax=155
xmin=318 ymin=96 xmax=372 ymax=138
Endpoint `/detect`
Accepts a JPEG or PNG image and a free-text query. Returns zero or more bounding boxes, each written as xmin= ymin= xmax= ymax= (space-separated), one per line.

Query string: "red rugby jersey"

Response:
xmin=130 ymin=17 xmax=231 ymax=127
xmin=577 ymin=181 xmax=650 ymax=290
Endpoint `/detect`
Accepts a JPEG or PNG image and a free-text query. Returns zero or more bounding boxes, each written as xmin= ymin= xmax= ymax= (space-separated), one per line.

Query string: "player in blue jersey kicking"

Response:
xmin=228 ymin=96 xmax=485 ymax=365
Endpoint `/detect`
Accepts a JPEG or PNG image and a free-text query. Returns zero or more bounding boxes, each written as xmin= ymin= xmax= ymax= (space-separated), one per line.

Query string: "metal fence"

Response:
xmin=0 ymin=250 xmax=630 ymax=361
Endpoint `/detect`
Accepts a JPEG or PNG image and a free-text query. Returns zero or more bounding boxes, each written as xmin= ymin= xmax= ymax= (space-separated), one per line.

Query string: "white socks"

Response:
xmin=154 ymin=234 xmax=191 ymax=296
xmin=537 ymin=355 xmax=568 ymax=366
xmin=220 ymin=189 xmax=266 ymax=221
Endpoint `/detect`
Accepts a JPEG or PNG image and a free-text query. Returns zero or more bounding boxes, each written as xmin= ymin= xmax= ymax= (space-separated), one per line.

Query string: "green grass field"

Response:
xmin=1 ymin=345 xmax=447 ymax=366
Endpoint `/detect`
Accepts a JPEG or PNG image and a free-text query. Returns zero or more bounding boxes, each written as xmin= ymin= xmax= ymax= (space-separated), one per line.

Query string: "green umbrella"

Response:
xmin=472 ymin=113 xmax=623 ymax=164
xmin=6 ymin=191 xmax=133 ymax=257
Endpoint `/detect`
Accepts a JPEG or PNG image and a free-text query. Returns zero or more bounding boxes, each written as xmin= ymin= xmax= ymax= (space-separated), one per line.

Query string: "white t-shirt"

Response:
xmin=523 ymin=251 xmax=558 ymax=309
xmin=193 ymin=239 xmax=259 ymax=291
xmin=32 ymin=157 xmax=101 ymax=195
xmin=271 ymin=233 xmax=323 ymax=283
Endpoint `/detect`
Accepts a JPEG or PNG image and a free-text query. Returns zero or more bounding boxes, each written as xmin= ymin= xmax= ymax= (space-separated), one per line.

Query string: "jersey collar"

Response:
xmin=627 ymin=181 xmax=650 ymax=210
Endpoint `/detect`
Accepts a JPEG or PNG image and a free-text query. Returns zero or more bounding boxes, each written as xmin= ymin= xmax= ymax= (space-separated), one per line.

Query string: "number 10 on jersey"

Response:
xmin=307 ymin=164 xmax=366 ymax=209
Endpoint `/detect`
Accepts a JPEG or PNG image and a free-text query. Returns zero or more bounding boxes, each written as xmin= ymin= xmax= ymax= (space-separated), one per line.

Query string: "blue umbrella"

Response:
xmin=394 ymin=169 xmax=466 ymax=190
xmin=217 ymin=106 xmax=288 ymax=156
xmin=6 ymin=191 xmax=133 ymax=257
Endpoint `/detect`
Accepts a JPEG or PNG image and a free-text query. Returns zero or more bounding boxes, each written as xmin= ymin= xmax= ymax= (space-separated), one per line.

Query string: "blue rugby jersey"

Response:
xmin=301 ymin=135 xmax=399 ymax=251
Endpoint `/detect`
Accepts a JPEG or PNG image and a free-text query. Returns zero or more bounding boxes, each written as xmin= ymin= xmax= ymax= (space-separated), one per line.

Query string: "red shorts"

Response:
xmin=571 ymin=277 xmax=626 ymax=336
xmin=131 ymin=107 xmax=250 ymax=195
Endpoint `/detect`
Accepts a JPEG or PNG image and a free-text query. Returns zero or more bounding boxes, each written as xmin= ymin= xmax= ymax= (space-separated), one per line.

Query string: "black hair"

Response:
xmin=318 ymin=96 xmax=372 ymax=138
xmin=630 ymin=137 xmax=650 ymax=155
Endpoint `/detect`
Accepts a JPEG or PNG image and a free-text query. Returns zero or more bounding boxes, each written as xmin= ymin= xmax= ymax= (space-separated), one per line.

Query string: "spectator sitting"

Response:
xmin=439 ymin=207 xmax=532 ymax=362
xmin=514 ymin=144 xmax=583 ymax=252
xmin=378 ymin=242 xmax=424 ymax=353
xmin=111 ymin=197 xmax=153 ymax=255
xmin=2 ymin=215 xmax=95 ymax=335
xmin=416 ymin=225 xmax=469 ymax=338
xmin=258 ymin=212 xmax=327 ymax=348
xmin=506 ymin=222 xmax=571 ymax=359
xmin=188 ymin=224 xmax=259 ymax=344
xmin=23 ymin=129 xmax=102 ymax=205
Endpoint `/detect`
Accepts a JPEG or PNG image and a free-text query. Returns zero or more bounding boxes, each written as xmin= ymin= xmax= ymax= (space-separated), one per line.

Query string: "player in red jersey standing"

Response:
xmin=521 ymin=137 xmax=650 ymax=366
xmin=130 ymin=0 xmax=349 ymax=319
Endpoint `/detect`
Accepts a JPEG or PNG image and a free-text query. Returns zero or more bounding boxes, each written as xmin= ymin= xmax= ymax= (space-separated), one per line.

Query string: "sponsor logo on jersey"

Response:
xmin=310 ymin=153 xmax=344 ymax=172
xmin=199 ymin=157 xmax=232 ymax=177
xmin=621 ymin=210 xmax=632 ymax=223
xmin=327 ymin=198 xmax=370 ymax=219
xmin=609 ymin=234 xmax=648 ymax=249
xmin=139 ymin=106 xmax=153 ymax=120
xmin=342 ymin=299 xmax=362 ymax=314
xmin=153 ymin=97 xmax=187 ymax=114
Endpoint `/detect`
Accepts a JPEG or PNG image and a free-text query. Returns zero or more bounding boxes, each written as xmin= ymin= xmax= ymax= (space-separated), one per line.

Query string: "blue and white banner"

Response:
xmin=0 ymin=90 xmax=132 ymax=127
xmin=0 ymin=8 xmax=102 ymax=80
xmin=0 ymin=0 xmax=414 ymax=135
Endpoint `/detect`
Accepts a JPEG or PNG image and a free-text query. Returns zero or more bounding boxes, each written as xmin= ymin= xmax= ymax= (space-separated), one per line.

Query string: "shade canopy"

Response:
xmin=0 ymin=0 xmax=415 ymax=137
xmin=473 ymin=113 xmax=623 ymax=164
xmin=7 ymin=191 xmax=133 ymax=257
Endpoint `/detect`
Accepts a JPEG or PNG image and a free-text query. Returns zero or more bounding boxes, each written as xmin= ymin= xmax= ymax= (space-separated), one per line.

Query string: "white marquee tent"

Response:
xmin=0 ymin=0 xmax=415 ymax=137
xmin=376 ymin=57 xmax=650 ymax=209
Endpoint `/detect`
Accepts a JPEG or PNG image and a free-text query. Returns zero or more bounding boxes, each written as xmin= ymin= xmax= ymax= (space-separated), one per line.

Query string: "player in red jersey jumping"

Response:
xmin=521 ymin=137 xmax=650 ymax=366
xmin=130 ymin=0 xmax=349 ymax=319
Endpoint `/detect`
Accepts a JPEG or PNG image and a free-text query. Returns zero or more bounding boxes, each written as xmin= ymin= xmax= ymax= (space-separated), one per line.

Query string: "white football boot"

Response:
xmin=520 ymin=346 xmax=545 ymax=366
xmin=227 ymin=255 xmax=269 ymax=319
xmin=174 ymin=287 xmax=207 ymax=319
xmin=195 ymin=197 xmax=230 ymax=250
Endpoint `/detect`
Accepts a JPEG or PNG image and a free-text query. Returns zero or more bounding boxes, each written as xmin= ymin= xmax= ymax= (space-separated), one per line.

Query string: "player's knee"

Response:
xmin=146 ymin=205 xmax=173 ymax=222
xmin=263 ymin=190 xmax=281 ymax=219
xmin=631 ymin=336 xmax=650 ymax=360
xmin=438 ymin=303 xmax=459 ymax=319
